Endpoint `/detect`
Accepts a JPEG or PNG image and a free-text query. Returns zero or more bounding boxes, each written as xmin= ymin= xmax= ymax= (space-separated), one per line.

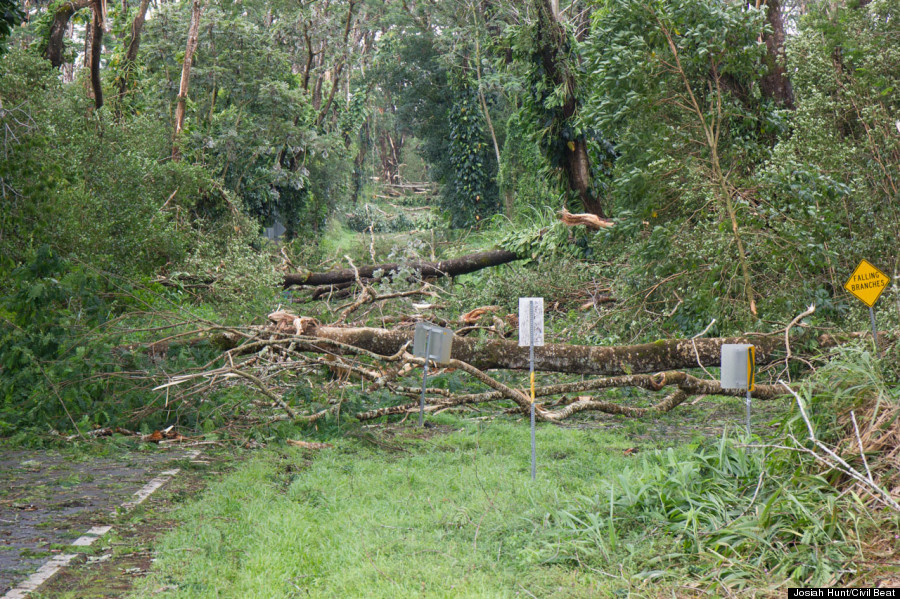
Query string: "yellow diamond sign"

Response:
xmin=844 ymin=259 xmax=890 ymax=307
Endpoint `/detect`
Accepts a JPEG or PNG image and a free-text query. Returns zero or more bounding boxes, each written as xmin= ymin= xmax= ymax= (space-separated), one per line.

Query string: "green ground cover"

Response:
xmin=130 ymin=403 xmax=895 ymax=598
xmin=132 ymin=417 xmax=646 ymax=598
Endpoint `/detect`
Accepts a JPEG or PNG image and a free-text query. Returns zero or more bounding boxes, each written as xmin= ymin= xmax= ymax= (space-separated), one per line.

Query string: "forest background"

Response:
xmin=0 ymin=0 xmax=898 ymax=442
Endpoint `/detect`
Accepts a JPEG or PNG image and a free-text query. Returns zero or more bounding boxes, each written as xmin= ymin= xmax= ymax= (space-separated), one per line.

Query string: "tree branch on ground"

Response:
xmin=283 ymin=249 xmax=522 ymax=288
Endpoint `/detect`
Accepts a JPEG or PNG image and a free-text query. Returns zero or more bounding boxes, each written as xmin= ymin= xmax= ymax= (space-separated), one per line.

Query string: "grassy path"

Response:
xmin=132 ymin=417 xmax=643 ymax=598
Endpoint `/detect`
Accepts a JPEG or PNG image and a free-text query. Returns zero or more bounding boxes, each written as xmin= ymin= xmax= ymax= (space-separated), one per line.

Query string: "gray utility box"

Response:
xmin=720 ymin=344 xmax=756 ymax=391
xmin=413 ymin=322 xmax=453 ymax=365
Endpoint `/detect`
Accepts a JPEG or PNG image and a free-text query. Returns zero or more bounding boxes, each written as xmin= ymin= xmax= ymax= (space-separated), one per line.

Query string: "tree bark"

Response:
xmin=301 ymin=24 xmax=314 ymax=90
xmin=315 ymin=0 xmax=358 ymax=126
xmin=88 ymin=0 xmax=104 ymax=109
xmin=564 ymin=138 xmax=604 ymax=216
xmin=116 ymin=0 xmax=152 ymax=104
xmin=44 ymin=0 xmax=90 ymax=68
xmin=301 ymin=325 xmax=786 ymax=376
xmin=533 ymin=0 xmax=605 ymax=217
xmin=172 ymin=0 xmax=204 ymax=160
xmin=351 ymin=118 xmax=370 ymax=204
xmin=283 ymin=249 xmax=522 ymax=288
xmin=759 ymin=0 xmax=793 ymax=107
xmin=355 ymin=371 xmax=787 ymax=421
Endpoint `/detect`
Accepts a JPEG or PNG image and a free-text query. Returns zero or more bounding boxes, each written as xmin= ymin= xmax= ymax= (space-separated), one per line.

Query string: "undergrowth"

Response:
xmin=546 ymin=347 xmax=900 ymax=592
xmin=546 ymin=435 xmax=867 ymax=591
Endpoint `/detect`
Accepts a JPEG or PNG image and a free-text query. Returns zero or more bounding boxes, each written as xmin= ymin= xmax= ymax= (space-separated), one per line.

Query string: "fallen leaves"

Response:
xmin=460 ymin=306 xmax=501 ymax=325
xmin=141 ymin=426 xmax=187 ymax=443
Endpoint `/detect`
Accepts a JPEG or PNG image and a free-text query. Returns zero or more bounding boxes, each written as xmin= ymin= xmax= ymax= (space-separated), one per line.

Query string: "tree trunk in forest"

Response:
xmin=301 ymin=25 xmax=314 ymax=90
xmin=62 ymin=21 xmax=75 ymax=82
xmin=316 ymin=0 xmax=358 ymax=126
xmin=759 ymin=0 xmax=793 ymax=107
xmin=377 ymin=128 xmax=403 ymax=184
xmin=172 ymin=0 xmax=204 ymax=160
xmin=283 ymin=249 xmax=521 ymax=288
xmin=312 ymin=73 xmax=323 ymax=110
xmin=81 ymin=19 xmax=92 ymax=98
xmin=299 ymin=325 xmax=786 ymax=376
xmin=88 ymin=0 xmax=104 ymax=110
xmin=533 ymin=0 xmax=605 ymax=218
xmin=351 ymin=119 xmax=371 ymax=204
xmin=473 ymin=46 xmax=512 ymax=216
xmin=564 ymin=138 xmax=604 ymax=216
xmin=116 ymin=0 xmax=152 ymax=105
xmin=44 ymin=0 xmax=90 ymax=68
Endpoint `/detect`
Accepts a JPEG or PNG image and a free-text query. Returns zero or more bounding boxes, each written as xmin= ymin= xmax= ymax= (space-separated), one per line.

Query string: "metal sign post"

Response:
xmin=519 ymin=298 xmax=544 ymax=481
xmin=420 ymin=334 xmax=431 ymax=428
xmin=413 ymin=322 xmax=453 ymax=428
xmin=530 ymin=302 xmax=536 ymax=482
xmin=870 ymin=306 xmax=879 ymax=356
xmin=745 ymin=388 xmax=751 ymax=436
xmin=844 ymin=259 xmax=890 ymax=358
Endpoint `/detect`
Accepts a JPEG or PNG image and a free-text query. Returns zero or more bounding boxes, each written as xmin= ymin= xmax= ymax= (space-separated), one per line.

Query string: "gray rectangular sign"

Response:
xmin=721 ymin=344 xmax=755 ymax=390
xmin=413 ymin=322 xmax=453 ymax=365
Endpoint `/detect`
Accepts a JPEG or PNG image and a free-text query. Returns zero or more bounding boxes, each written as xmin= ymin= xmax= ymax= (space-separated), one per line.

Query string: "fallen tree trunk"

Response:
xmin=310 ymin=281 xmax=356 ymax=300
xmin=283 ymin=249 xmax=521 ymax=288
xmin=304 ymin=325 xmax=785 ymax=375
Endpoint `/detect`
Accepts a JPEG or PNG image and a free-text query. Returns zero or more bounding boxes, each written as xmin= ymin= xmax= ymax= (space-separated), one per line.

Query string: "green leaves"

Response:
xmin=0 ymin=0 xmax=23 ymax=55
xmin=441 ymin=75 xmax=501 ymax=227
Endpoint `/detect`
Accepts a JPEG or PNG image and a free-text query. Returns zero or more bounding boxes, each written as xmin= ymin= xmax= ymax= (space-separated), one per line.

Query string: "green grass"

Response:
xmin=317 ymin=219 xmax=363 ymax=263
xmin=131 ymin=407 xmax=892 ymax=598
xmin=132 ymin=416 xmax=639 ymax=598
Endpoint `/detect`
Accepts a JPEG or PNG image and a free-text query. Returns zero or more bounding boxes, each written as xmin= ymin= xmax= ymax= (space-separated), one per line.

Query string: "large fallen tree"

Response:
xmin=159 ymin=322 xmax=794 ymax=425
xmin=150 ymin=304 xmax=892 ymax=426
xmin=290 ymin=323 xmax=785 ymax=376
xmin=283 ymin=249 xmax=521 ymax=288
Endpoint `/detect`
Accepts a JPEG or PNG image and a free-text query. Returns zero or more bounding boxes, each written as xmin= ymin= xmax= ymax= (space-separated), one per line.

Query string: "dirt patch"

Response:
xmin=0 ymin=444 xmax=202 ymax=596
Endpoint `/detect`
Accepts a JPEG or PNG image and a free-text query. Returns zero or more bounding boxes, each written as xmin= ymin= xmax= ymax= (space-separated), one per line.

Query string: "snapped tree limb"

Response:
xmin=558 ymin=208 xmax=615 ymax=230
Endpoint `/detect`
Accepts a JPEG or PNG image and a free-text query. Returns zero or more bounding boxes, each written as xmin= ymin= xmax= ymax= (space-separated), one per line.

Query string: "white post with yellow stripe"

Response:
xmin=721 ymin=344 xmax=756 ymax=436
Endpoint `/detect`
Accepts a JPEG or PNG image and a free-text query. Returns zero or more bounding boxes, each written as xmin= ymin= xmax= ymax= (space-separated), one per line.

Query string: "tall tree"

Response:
xmin=758 ymin=0 xmax=793 ymax=107
xmin=531 ymin=0 xmax=605 ymax=217
xmin=315 ymin=0 xmax=359 ymax=126
xmin=172 ymin=0 xmax=204 ymax=159
xmin=115 ymin=0 xmax=152 ymax=107
xmin=584 ymin=0 xmax=772 ymax=316
xmin=87 ymin=0 xmax=103 ymax=109
xmin=42 ymin=0 xmax=88 ymax=67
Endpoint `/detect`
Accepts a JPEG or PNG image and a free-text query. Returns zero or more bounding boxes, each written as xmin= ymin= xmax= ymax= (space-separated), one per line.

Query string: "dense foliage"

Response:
xmin=0 ymin=0 xmax=897 ymax=433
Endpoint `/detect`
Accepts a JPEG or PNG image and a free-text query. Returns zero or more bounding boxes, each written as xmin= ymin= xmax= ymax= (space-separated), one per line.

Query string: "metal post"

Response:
xmin=530 ymin=301 xmax=536 ymax=481
xmin=870 ymin=306 xmax=879 ymax=357
xmin=420 ymin=333 xmax=431 ymax=428
xmin=745 ymin=389 xmax=751 ymax=437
